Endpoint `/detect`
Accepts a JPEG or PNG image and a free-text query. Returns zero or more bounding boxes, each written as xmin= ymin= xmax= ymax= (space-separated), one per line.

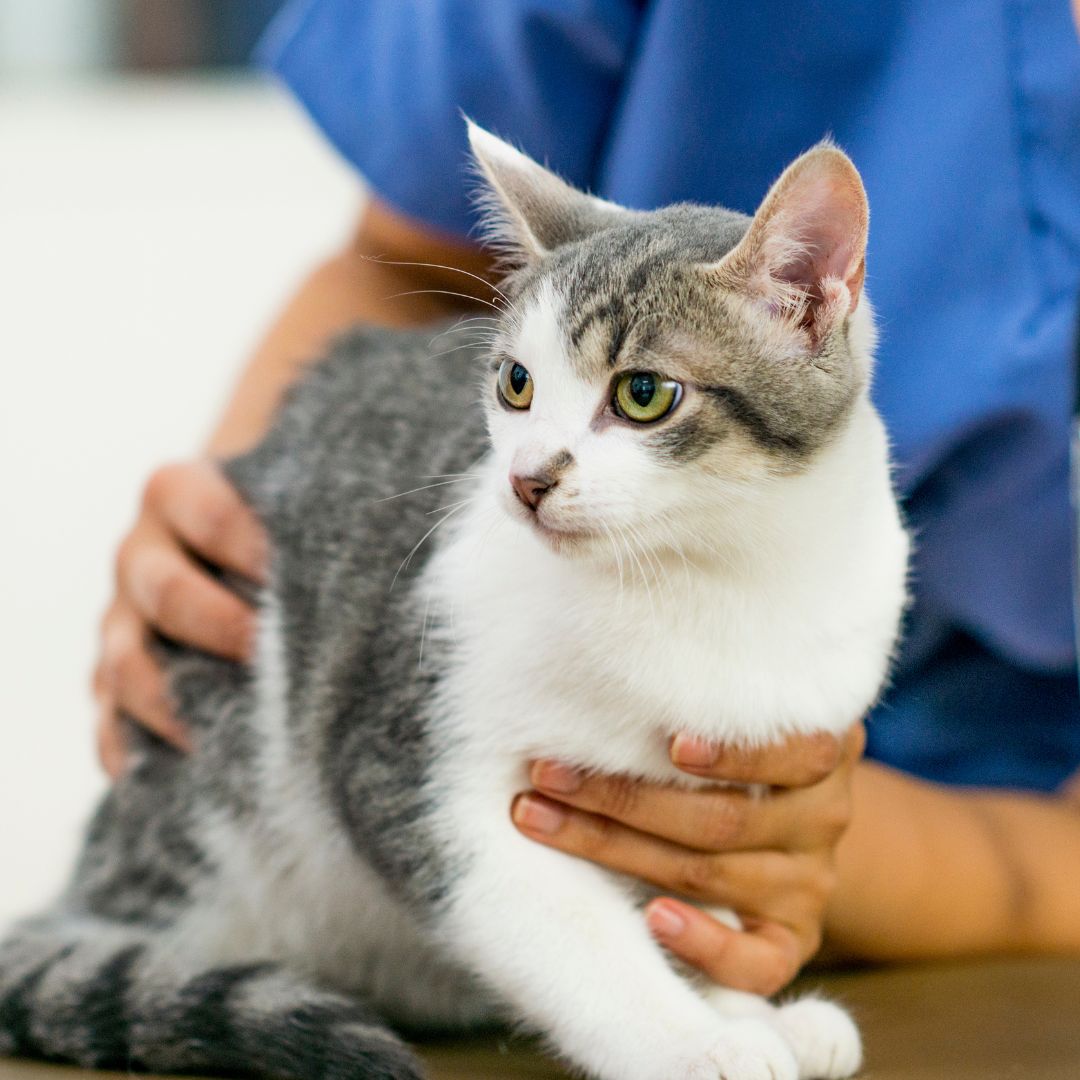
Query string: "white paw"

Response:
xmin=680 ymin=1018 xmax=800 ymax=1080
xmin=775 ymin=998 xmax=862 ymax=1079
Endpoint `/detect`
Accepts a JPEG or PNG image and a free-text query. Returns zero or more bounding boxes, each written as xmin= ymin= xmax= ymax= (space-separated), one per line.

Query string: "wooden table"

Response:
xmin=2 ymin=958 xmax=1078 ymax=1080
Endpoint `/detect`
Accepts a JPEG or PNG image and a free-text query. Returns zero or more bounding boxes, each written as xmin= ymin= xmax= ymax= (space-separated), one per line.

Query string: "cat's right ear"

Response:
xmin=467 ymin=120 xmax=626 ymax=269
xmin=705 ymin=143 xmax=869 ymax=349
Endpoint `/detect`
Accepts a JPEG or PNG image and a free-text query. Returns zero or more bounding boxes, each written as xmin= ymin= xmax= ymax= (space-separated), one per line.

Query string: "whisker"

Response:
xmin=360 ymin=255 xmax=518 ymax=311
xmin=375 ymin=477 xmax=477 ymax=503
xmin=637 ymin=522 xmax=668 ymax=585
xmin=428 ymin=316 xmax=502 ymax=341
xmin=469 ymin=503 xmax=507 ymax=567
xmin=417 ymin=590 xmax=433 ymax=672
xmin=600 ymin=522 xmax=625 ymax=601
xmin=655 ymin=519 xmax=698 ymax=592
xmin=390 ymin=501 xmax=472 ymax=591
xmin=383 ymin=287 xmax=509 ymax=315
xmin=616 ymin=522 xmax=655 ymax=615
xmin=426 ymin=496 xmax=477 ymax=515
xmin=426 ymin=340 xmax=497 ymax=363
xmin=428 ymin=323 xmax=501 ymax=344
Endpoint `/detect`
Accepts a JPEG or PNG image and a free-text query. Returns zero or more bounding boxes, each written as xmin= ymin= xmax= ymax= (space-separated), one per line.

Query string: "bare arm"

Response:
xmin=207 ymin=197 xmax=496 ymax=455
xmin=95 ymin=197 xmax=494 ymax=773
xmin=827 ymin=761 xmax=1080 ymax=960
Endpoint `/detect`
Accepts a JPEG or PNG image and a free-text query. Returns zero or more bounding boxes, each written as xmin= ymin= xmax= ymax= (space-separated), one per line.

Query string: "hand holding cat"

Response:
xmin=93 ymin=460 xmax=267 ymax=776
xmin=512 ymin=723 xmax=865 ymax=995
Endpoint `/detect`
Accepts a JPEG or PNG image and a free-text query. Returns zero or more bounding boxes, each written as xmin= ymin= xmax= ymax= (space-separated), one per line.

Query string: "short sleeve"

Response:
xmin=257 ymin=0 xmax=640 ymax=237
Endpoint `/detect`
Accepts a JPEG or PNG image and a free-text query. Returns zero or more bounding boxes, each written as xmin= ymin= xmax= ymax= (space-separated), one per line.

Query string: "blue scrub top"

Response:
xmin=259 ymin=0 xmax=1080 ymax=792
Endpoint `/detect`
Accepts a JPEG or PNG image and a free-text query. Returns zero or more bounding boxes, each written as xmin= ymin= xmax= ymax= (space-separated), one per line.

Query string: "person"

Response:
xmin=93 ymin=1 xmax=1080 ymax=996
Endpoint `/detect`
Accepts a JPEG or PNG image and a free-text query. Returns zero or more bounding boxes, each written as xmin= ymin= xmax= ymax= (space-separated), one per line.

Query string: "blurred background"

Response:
xmin=0 ymin=1 xmax=360 ymax=924
xmin=0 ymin=1 xmax=284 ymax=76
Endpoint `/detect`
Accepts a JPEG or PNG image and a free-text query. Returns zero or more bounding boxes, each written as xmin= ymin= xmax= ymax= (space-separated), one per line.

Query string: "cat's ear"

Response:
xmin=706 ymin=142 xmax=868 ymax=347
xmin=467 ymin=120 xmax=626 ymax=268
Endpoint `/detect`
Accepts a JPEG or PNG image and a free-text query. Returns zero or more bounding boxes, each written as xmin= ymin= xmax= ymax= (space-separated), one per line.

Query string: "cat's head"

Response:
xmin=467 ymin=122 xmax=874 ymax=561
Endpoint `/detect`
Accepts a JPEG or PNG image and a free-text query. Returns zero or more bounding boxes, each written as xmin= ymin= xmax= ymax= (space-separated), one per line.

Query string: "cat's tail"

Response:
xmin=0 ymin=913 xmax=426 ymax=1079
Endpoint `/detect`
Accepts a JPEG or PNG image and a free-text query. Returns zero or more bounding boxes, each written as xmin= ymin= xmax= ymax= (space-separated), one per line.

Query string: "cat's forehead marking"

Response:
xmin=548 ymin=208 xmax=752 ymax=381
xmin=565 ymin=245 xmax=666 ymax=360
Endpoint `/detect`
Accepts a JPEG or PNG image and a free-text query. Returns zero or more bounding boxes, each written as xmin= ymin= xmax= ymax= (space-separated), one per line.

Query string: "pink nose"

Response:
xmin=510 ymin=472 xmax=553 ymax=511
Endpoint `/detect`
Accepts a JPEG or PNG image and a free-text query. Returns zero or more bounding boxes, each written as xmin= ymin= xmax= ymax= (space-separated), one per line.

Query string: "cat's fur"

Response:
xmin=0 ymin=125 xmax=908 ymax=1080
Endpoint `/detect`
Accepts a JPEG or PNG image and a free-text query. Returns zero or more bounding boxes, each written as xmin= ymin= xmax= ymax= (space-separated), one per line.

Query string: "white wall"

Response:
xmin=0 ymin=77 xmax=359 ymax=926
xmin=0 ymin=0 xmax=119 ymax=78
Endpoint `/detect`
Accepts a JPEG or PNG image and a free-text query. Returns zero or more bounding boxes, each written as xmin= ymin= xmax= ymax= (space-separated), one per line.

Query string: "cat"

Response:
xmin=0 ymin=122 xmax=908 ymax=1080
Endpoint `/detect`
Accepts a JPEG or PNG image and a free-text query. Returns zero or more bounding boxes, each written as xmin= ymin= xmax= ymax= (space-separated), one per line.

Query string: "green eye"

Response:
xmin=614 ymin=371 xmax=681 ymax=423
xmin=498 ymin=359 xmax=534 ymax=409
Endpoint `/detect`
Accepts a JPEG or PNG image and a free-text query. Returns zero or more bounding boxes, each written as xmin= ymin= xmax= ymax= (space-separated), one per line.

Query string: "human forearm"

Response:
xmin=207 ymin=199 xmax=494 ymax=455
xmin=827 ymin=761 xmax=1080 ymax=960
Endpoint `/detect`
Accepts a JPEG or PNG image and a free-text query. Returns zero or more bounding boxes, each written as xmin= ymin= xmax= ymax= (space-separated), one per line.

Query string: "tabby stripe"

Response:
xmin=167 ymin=962 xmax=275 ymax=1072
xmin=0 ymin=944 xmax=76 ymax=1057
xmin=77 ymin=945 xmax=145 ymax=1068
xmin=704 ymin=385 xmax=809 ymax=455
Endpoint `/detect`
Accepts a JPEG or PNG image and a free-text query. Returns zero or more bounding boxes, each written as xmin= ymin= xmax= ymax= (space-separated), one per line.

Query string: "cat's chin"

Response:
xmin=500 ymin=496 xmax=593 ymax=554
xmin=524 ymin=515 xmax=595 ymax=555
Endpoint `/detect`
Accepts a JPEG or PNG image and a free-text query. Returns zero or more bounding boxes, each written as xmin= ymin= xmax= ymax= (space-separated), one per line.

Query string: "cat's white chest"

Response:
xmin=427 ymin=495 xmax=903 ymax=781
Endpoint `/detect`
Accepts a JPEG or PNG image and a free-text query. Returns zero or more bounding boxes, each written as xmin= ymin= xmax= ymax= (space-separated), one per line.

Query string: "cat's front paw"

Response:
xmin=774 ymin=999 xmax=862 ymax=1079
xmin=677 ymin=1018 xmax=799 ymax=1080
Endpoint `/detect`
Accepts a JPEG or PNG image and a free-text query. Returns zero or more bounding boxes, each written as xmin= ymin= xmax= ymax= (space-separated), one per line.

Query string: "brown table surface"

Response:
xmin=2 ymin=957 xmax=1078 ymax=1080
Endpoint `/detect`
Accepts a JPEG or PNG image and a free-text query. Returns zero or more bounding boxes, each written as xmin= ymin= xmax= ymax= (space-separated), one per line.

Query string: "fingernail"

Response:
xmin=532 ymin=760 xmax=583 ymax=795
xmin=513 ymin=794 xmax=566 ymax=836
xmin=647 ymin=901 xmax=688 ymax=940
xmin=671 ymin=734 xmax=719 ymax=769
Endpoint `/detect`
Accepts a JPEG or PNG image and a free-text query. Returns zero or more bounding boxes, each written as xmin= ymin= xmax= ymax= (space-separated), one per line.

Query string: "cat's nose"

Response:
xmin=510 ymin=471 xmax=554 ymax=511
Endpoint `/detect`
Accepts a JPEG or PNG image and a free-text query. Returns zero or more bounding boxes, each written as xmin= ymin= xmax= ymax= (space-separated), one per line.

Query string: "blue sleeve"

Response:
xmin=257 ymin=0 xmax=640 ymax=237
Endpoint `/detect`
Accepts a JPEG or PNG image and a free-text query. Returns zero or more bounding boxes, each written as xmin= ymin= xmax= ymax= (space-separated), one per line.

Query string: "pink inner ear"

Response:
xmin=707 ymin=145 xmax=868 ymax=337
xmin=765 ymin=159 xmax=868 ymax=318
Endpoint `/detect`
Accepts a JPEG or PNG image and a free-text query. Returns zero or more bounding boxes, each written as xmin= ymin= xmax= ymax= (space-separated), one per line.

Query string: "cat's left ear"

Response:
xmin=706 ymin=142 xmax=868 ymax=347
xmin=467 ymin=120 xmax=628 ymax=268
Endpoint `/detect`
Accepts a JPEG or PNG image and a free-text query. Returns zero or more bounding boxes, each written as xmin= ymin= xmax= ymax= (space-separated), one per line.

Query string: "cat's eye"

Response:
xmin=613 ymin=371 xmax=681 ymax=423
xmin=497 ymin=359 xmax=534 ymax=409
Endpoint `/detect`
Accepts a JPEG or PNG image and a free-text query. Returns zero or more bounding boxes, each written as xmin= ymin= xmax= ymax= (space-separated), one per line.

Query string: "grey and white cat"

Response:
xmin=0 ymin=124 xmax=908 ymax=1080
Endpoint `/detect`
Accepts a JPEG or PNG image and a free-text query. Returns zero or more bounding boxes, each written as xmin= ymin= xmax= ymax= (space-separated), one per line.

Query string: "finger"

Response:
xmin=100 ymin=613 xmax=191 ymax=751
xmin=145 ymin=461 xmax=267 ymax=582
xmin=669 ymin=725 xmax=863 ymax=787
xmin=529 ymin=761 xmax=846 ymax=852
xmin=122 ymin=542 xmax=257 ymax=660
xmin=645 ymin=898 xmax=806 ymax=996
xmin=511 ymin=793 xmax=799 ymax=910
xmin=95 ymin=696 xmax=128 ymax=780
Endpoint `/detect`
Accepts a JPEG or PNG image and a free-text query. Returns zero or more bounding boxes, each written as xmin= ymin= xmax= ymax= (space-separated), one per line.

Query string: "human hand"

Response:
xmin=93 ymin=460 xmax=267 ymax=777
xmin=512 ymin=724 xmax=865 ymax=995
